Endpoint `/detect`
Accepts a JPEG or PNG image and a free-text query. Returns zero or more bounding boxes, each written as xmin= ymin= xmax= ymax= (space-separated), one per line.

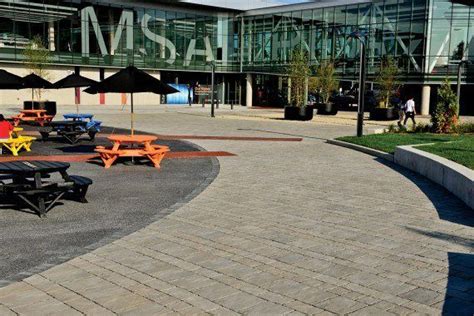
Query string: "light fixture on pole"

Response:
xmin=207 ymin=61 xmax=216 ymax=118
xmin=348 ymin=30 xmax=367 ymax=137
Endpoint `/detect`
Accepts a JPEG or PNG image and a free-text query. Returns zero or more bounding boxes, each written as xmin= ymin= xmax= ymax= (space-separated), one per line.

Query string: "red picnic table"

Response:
xmin=11 ymin=109 xmax=54 ymax=127
xmin=95 ymin=135 xmax=169 ymax=169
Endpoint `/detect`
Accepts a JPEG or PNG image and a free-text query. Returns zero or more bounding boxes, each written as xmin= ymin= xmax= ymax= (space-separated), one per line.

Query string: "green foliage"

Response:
xmin=413 ymin=123 xmax=432 ymax=133
xmin=23 ymin=35 xmax=51 ymax=100
xmin=313 ymin=61 xmax=338 ymax=104
xmin=288 ymin=48 xmax=310 ymax=108
xmin=376 ymin=56 xmax=398 ymax=108
xmin=453 ymin=122 xmax=474 ymax=134
xmin=431 ymin=79 xmax=459 ymax=133
xmin=387 ymin=124 xmax=398 ymax=133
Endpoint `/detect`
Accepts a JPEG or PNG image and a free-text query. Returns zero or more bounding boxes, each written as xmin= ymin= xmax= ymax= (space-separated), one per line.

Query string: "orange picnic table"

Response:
xmin=95 ymin=135 xmax=170 ymax=169
xmin=11 ymin=109 xmax=54 ymax=127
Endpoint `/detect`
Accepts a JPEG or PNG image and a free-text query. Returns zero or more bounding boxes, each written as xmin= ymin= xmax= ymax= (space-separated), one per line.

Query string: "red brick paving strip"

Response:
xmin=0 ymin=151 xmax=236 ymax=163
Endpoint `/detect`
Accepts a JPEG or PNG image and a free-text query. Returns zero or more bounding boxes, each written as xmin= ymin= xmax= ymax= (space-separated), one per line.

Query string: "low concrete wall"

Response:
xmin=395 ymin=145 xmax=474 ymax=210
xmin=326 ymin=139 xmax=394 ymax=162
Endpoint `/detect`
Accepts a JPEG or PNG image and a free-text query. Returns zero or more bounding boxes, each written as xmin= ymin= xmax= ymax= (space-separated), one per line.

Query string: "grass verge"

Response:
xmin=337 ymin=133 xmax=473 ymax=169
xmin=417 ymin=137 xmax=474 ymax=170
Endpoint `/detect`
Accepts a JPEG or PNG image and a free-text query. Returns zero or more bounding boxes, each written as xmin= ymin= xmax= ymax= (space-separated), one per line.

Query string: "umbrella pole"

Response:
xmin=131 ymin=92 xmax=135 ymax=164
xmin=31 ymin=88 xmax=34 ymax=102
xmin=131 ymin=92 xmax=134 ymax=136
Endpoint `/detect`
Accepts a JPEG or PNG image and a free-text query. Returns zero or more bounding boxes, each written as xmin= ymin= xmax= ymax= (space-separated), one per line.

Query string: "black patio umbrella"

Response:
xmin=85 ymin=66 xmax=178 ymax=135
xmin=22 ymin=73 xmax=53 ymax=101
xmin=0 ymin=69 xmax=24 ymax=90
xmin=53 ymin=73 xmax=98 ymax=89
xmin=53 ymin=73 xmax=98 ymax=113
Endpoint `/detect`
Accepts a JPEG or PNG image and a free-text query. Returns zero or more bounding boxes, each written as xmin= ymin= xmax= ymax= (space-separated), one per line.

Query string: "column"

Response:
xmin=421 ymin=85 xmax=430 ymax=116
xmin=48 ymin=21 xmax=55 ymax=51
xmin=246 ymin=73 xmax=253 ymax=107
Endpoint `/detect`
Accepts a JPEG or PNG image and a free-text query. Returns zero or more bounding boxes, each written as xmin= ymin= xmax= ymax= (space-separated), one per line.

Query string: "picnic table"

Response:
xmin=11 ymin=109 xmax=54 ymax=127
xmin=63 ymin=113 xmax=94 ymax=121
xmin=0 ymin=127 xmax=36 ymax=156
xmin=95 ymin=135 xmax=169 ymax=169
xmin=40 ymin=120 xmax=98 ymax=144
xmin=64 ymin=113 xmax=102 ymax=134
xmin=0 ymin=161 xmax=92 ymax=217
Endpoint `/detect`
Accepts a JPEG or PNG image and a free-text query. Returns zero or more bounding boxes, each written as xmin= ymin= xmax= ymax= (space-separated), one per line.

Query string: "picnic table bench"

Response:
xmin=11 ymin=110 xmax=54 ymax=127
xmin=40 ymin=120 xmax=100 ymax=144
xmin=0 ymin=128 xmax=36 ymax=156
xmin=95 ymin=135 xmax=169 ymax=169
xmin=0 ymin=161 xmax=93 ymax=217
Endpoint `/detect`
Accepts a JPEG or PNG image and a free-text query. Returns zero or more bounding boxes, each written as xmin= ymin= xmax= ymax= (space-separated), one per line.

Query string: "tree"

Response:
xmin=431 ymin=79 xmax=459 ymax=133
xmin=288 ymin=48 xmax=310 ymax=108
xmin=376 ymin=56 xmax=398 ymax=108
xmin=313 ymin=61 xmax=338 ymax=104
xmin=23 ymin=35 xmax=51 ymax=101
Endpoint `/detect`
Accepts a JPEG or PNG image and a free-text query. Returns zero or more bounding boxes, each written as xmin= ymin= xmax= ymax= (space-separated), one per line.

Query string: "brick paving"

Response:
xmin=0 ymin=105 xmax=472 ymax=315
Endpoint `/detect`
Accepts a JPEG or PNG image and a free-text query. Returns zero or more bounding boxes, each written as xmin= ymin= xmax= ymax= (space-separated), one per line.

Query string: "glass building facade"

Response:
xmin=0 ymin=0 xmax=472 ymax=110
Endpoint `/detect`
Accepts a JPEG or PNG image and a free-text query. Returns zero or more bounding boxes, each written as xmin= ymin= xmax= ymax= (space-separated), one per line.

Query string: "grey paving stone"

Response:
xmin=215 ymin=291 xmax=264 ymax=312
xmin=398 ymin=287 xmax=445 ymax=306
xmin=0 ymin=108 xmax=470 ymax=315
xmin=318 ymin=296 xmax=367 ymax=314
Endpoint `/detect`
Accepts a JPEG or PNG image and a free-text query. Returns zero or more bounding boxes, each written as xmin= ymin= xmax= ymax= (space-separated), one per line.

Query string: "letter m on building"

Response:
xmin=81 ymin=6 xmax=133 ymax=57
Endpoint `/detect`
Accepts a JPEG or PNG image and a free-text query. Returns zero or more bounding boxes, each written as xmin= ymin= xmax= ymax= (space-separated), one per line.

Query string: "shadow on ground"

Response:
xmin=443 ymin=253 xmax=474 ymax=315
xmin=374 ymin=158 xmax=473 ymax=315
xmin=375 ymin=158 xmax=474 ymax=227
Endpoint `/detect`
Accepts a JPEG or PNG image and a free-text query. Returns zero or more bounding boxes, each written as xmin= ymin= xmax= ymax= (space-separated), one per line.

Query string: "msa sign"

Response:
xmin=80 ymin=7 xmax=215 ymax=66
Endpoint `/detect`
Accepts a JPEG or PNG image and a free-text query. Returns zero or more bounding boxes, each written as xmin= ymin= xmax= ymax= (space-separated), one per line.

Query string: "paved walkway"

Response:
xmin=0 ymin=105 xmax=473 ymax=315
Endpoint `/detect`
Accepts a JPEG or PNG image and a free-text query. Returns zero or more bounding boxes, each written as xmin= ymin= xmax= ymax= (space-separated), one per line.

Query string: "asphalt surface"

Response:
xmin=0 ymin=127 xmax=219 ymax=286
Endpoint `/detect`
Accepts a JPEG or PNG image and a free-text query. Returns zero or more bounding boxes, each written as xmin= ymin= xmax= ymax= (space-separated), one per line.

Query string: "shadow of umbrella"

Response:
xmin=22 ymin=73 xmax=53 ymax=101
xmin=84 ymin=65 xmax=178 ymax=136
xmin=53 ymin=73 xmax=98 ymax=113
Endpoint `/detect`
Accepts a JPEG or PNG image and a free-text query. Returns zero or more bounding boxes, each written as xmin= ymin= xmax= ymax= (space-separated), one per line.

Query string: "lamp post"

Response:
xmin=208 ymin=61 xmax=216 ymax=118
xmin=349 ymin=31 xmax=367 ymax=137
xmin=456 ymin=60 xmax=469 ymax=116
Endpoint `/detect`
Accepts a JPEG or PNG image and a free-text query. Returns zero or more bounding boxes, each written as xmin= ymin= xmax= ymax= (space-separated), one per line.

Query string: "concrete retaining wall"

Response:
xmin=395 ymin=145 xmax=474 ymax=210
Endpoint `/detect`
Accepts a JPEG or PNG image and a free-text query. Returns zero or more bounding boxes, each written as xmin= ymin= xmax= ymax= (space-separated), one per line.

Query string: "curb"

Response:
xmin=395 ymin=145 xmax=473 ymax=210
xmin=326 ymin=139 xmax=394 ymax=162
xmin=327 ymin=139 xmax=473 ymax=210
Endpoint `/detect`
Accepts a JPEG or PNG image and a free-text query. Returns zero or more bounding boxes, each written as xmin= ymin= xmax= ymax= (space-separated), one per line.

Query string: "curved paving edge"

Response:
xmin=0 ymin=139 xmax=221 ymax=288
xmin=395 ymin=146 xmax=474 ymax=210
xmin=326 ymin=139 xmax=394 ymax=162
xmin=328 ymin=139 xmax=473 ymax=210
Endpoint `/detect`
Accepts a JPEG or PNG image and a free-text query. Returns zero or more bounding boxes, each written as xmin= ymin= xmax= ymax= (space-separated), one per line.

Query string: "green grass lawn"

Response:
xmin=417 ymin=136 xmax=474 ymax=170
xmin=337 ymin=133 xmax=474 ymax=169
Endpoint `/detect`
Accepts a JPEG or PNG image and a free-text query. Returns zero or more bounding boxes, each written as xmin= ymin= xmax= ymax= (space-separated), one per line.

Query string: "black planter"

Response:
xmin=23 ymin=101 xmax=57 ymax=116
xmin=369 ymin=107 xmax=399 ymax=121
xmin=316 ymin=102 xmax=338 ymax=115
xmin=284 ymin=106 xmax=314 ymax=121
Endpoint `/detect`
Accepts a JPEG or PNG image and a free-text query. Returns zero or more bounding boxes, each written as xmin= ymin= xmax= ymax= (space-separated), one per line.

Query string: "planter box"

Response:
xmin=369 ymin=107 xmax=399 ymax=121
xmin=316 ymin=103 xmax=338 ymax=115
xmin=284 ymin=106 xmax=314 ymax=121
xmin=24 ymin=101 xmax=57 ymax=116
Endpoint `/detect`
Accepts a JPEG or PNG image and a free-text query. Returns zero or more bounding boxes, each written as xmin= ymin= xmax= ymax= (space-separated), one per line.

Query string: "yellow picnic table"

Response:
xmin=0 ymin=128 xmax=36 ymax=156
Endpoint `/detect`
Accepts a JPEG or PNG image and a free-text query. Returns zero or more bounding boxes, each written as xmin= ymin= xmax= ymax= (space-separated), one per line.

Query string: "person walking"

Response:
xmin=403 ymin=96 xmax=416 ymax=127
xmin=0 ymin=114 xmax=14 ymax=154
